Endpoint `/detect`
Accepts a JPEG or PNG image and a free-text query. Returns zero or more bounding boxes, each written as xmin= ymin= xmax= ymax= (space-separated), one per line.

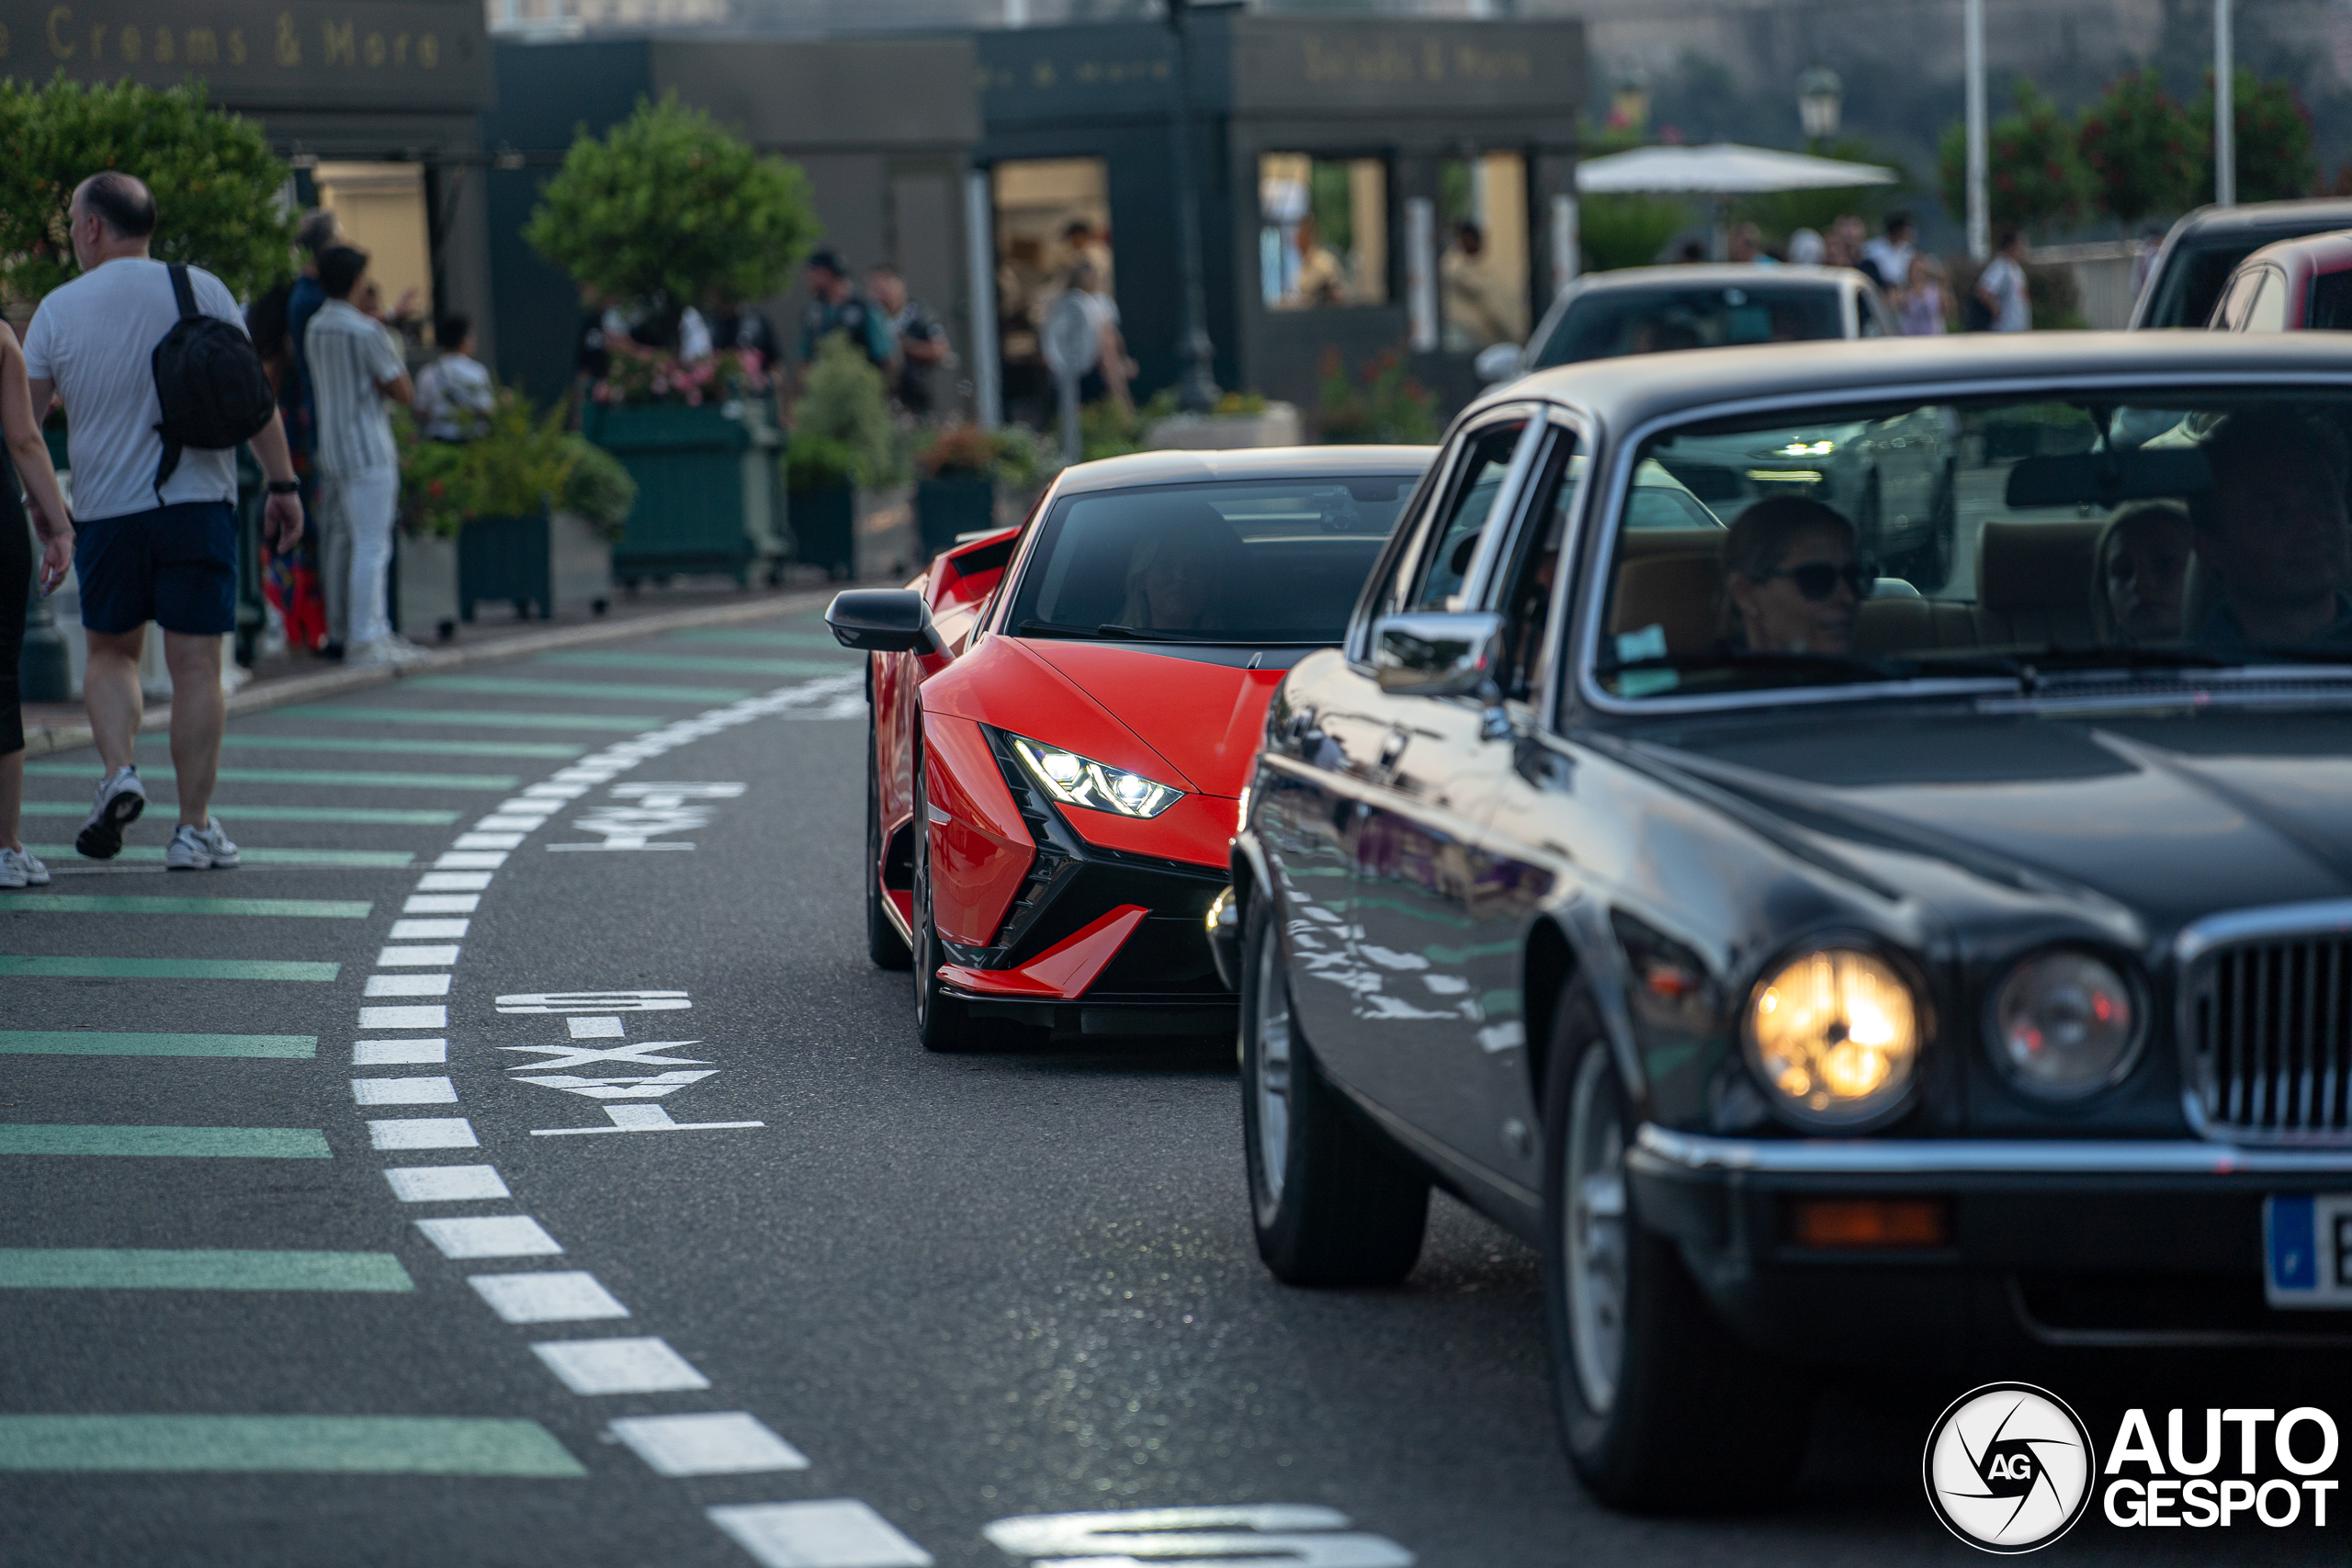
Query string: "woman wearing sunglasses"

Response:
xmin=1719 ymin=496 xmax=1871 ymax=656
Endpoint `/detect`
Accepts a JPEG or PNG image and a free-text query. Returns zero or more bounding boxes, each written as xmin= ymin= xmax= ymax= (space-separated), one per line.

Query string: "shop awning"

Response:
xmin=1576 ymin=142 xmax=1897 ymax=196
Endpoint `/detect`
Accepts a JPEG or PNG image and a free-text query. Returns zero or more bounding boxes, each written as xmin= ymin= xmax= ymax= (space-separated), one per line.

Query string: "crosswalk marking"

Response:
xmin=530 ymin=1337 xmax=709 ymax=1394
xmin=0 ymin=896 xmax=372 ymax=917
xmin=142 ymin=735 xmax=586 ymax=759
xmin=415 ymin=1216 xmax=562 ymax=1258
xmin=0 ymin=955 xmax=340 ymax=981
xmin=0 ymin=1032 xmax=317 ymax=1057
xmin=17 ymin=802 xmax=460 ymax=825
xmin=367 ymin=1116 xmax=474 ymax=1148
xmin=707 ymin=1501 xmax=933 ymax=1568
xmin=610 ymin=1414 xmax=808 ymax=1476
xmin=0 ymin=1416 xmax=586 ymax=1476
xmin=408 ymin=674 xmax=754 ymax=704
xmin=27 ymin=763 xmax=521 ymax=790
xmin=383 ymin=1165 xmax=506 ymax=1201
xmin=0 ymin=1249 xmax=413 ymax=1292
xmin=278 ymin=704 xmax=660 ymax=731
xmin=26 ymin=844 xmax=416 ymax=868
xmin=468 ymin=1271 xmax=629 ymax=1323
xmin=0 ymin=1125 xmax=331 ymax=1158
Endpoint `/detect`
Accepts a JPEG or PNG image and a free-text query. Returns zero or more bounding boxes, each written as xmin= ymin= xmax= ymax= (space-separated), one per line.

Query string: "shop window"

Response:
xmin=314 ymin=163 xmax=433 ymax=322
xmin=1259 ymin=153 xmax=1387 ymax=310
xmin=1438 ymin=152 xmax=1529 ymax=350
xmin=992 ymin=158 xmax=1112 ymax=424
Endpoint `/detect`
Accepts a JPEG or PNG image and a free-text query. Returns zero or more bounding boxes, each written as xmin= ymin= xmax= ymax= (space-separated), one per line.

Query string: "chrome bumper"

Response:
xmin=1635 ymin=1124 xmax=2352 ymax=1178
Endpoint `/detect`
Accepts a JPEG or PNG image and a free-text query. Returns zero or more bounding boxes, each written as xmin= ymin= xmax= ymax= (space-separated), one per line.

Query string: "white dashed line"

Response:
xmin=377 ymin=944 xmax=461 ymax=966
xmin=366 ymin=973 xmax=452 ymax=997
xmin=389 ymin=919 xmax=469 ymax=940
xmin=383 ymin=1165 xmax=509 ymax=1201
xmin=414 ymin=1215 xmax=563 ymax=1258
xmin=403 ymin=894 xmax=481 ymax=914
xmin=529 ymin=1337 xmax=709 ymax=1394
xmin=360 ymin=1004 xmax=448 ymax=1029
xmin=354 ymin=1039 xmax=447 ymax=1065
xmin=435 ymin=852 xmax=509 ymax=871
xmin=368 ymin=1117 xmax=478 ymax=1149
xmin=707 ymin=1501 xmax=933 ymax=1568
xmin=610 ymin=1413 xmax=808 ymax=1476
xmin=415 ymin=872 xmax=493 ymax=892
xmin=468 ymin=1270 xmax=630 ymax=1323
xmin=352 ymin=1077 xmax=458 ymax=1105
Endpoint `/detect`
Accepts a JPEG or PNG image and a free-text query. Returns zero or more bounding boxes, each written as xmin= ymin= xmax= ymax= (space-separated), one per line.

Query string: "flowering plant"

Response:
xmin=917 ymin=423 xmax=1050 ymax=487
xmin=592 ymin=345 xmax=772 ymax=408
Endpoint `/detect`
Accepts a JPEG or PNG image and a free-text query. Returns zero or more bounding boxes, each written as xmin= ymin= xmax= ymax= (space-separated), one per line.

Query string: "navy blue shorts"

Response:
xmin=75 ymin=502 xmax=239 ymax=637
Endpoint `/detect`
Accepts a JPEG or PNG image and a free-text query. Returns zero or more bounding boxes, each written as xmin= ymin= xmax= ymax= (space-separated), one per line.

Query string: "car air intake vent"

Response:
xmin=2184 ymin=926 xmax=2352 ymax=1142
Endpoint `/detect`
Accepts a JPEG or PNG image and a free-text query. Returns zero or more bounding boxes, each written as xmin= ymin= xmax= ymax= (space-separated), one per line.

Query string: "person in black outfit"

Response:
xmin=0 ymin=317 xmax=76 ymax=888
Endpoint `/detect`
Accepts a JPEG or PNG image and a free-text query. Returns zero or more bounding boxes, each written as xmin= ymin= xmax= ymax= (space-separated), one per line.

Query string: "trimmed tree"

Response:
xmin=1938 ymin=80 xmax=2090 ymax=235
xmin=526 ymin=93 xmax=821 ymax=315
xmin=0 ymin=74 xmax=294 ymax=304
xmin=2078 ymin=69 xmax=2199 ymax=227
xmin=2192 ymin=69 xmax=2316 ymax=205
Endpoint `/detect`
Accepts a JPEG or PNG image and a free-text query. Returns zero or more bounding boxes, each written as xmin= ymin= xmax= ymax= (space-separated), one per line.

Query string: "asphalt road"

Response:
xmin=3 ymin=602 xmax=2346 ymax=1566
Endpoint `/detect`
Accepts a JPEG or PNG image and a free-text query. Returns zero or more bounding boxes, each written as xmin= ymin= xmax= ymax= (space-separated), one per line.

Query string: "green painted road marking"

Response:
xmin=0 ymin=956 xmax=339 ymax=981
xmin=0 ymin=1125 xmax=331 ymax=1158
xmin=27 ymin=845 xmax=414 ymax=868
xmin=0 ymin=896 xmax=369 ymax=918
xmin=19 ymin=801 xmax=458 ymax=825
xmin=408 ymin=674 xmax=751 ymax=703
xmin=25 ymin=763 xmax=517 ymax=791
xmin=0 ymin=1416 xmax=585 ymax=1476
xmin=0 ymin=1032 xmax=317 ymax=1056
xmin=668 ymin=627 xmax=853 ymax=649
xmin=277 ymin=704 xmax=659 ymax=732
xmin=0 ymin=1249 xmax=412 ymax=1292
xmin=142 ymin=735 xmax=584 ymax=760
xmin=538 ymin=649 xmax=851 ymax=676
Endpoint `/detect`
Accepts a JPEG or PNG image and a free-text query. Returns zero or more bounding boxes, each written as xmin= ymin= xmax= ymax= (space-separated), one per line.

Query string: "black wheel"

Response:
xmin=1239 ymin=890 xmax=1429 ymax=1286
xmin=910 ymin=761 xmax=983 ymax=1053
xmin=865 ymin=719 xmax=911 ymax=971
xmin=1542 ymin=986 xmax=1814 ymax=1513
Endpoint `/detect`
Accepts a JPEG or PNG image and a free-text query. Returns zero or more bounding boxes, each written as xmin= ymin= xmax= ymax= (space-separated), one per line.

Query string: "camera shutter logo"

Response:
xmin=1924 ymin=1382 xmax=2097 ymax=1552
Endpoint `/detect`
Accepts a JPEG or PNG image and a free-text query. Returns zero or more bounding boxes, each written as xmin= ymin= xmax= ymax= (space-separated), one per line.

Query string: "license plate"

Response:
xmin=2265 ymin=1195 xmax=2352 ymax=1308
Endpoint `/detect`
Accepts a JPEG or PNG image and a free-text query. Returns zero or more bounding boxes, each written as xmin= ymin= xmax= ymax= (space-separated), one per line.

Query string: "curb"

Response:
xmin=24 ymin=586 xmax=840 ymax=761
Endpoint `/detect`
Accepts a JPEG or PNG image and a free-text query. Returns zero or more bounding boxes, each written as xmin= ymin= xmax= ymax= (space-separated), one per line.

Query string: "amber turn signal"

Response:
xmin=1786 ymin=1197 xmax=1951 ymax=1249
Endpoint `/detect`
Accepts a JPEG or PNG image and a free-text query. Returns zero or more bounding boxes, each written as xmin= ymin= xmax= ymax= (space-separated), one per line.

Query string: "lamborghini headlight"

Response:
xmin=1745 ymin=947 xmax=1922 ymax=1128
xmin=1010 ymin=735 xmax=1182 ymax=818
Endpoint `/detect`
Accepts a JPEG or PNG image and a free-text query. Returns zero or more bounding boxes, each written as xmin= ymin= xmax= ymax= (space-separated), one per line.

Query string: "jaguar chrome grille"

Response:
xmin=2182 ymin=917 xmax=2352 ymax=1143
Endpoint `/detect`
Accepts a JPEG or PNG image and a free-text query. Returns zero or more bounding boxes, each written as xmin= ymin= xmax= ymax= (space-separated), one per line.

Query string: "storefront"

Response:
xmin=481 ymin=34 xmax=980 ymax=409
xmin=0 ymin=0 xmax=495 ymax=338
xmin=976 ymin=13 xmax=1584 ymax=425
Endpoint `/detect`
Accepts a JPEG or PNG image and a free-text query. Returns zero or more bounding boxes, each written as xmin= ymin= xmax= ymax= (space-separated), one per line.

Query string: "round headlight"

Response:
xmin=1746 ymin=947 xmax=1922 ymax=1127
xmin=1988 ymin=950 xmax=2140 ymax=1100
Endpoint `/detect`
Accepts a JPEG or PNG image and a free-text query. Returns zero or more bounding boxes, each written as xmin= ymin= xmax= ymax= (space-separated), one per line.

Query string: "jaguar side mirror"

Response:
xmin=826 ymin=589 xmax=944 ymax=654
xmin=1474 ymin=342 xmax=1524 ymax=384
xmin=1373 ymin=612 xmax=1504 ymax=699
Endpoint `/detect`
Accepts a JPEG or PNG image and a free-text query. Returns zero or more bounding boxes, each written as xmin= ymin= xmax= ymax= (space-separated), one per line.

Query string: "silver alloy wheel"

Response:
xmin=1566 ymin=1043 xmax=1629 ymax=1416
xmin=1253 ymin=924 xmax=1294 ymax=1208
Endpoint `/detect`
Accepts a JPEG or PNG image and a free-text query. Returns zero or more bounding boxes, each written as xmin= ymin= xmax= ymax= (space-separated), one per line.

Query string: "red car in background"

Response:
xmin=2207 ymin=228 xmax=2352 ymax=331
xmin=828 ymin=446 xmax=1432 ymax=1051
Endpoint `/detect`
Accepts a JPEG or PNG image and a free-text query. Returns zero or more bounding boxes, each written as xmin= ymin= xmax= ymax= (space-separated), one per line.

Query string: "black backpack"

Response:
xmin=151 ymin=263 xmax=276 ymax=501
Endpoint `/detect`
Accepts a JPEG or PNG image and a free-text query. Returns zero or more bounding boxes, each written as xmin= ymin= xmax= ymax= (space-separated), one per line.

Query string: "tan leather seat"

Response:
xmin=1610 ymin=552 xmax=1720 ymax=657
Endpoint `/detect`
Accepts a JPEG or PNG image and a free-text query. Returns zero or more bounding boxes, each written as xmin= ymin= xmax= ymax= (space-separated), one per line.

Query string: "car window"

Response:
xmin=1530 ymin=285 xmax=1845 ymax=368
xmin=1589 ymin=389 xmax=2352 ymax=703
xmin=1404 ymin=421 xmax=1527 ymax=612
xmin=2211 ymin=269 xmax=2259 ymax=329
xmin=1496 ymin=434 xmax=1580 ymax=703
xmin=1006 ymin=474 xmax=1420 ymax=644
xmin=2313 ymin=270 xmax=2352 ymax=331
xmin=2247 ymin=268 xmax=2290 ymax=332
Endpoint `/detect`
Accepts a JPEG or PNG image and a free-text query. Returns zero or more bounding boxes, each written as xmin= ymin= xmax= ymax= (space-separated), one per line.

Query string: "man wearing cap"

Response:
xmin=796 ymin=250 xmax=898 ymax=386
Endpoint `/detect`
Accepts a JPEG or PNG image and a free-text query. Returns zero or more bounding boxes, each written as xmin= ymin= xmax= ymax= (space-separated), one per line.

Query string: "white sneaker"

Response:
xmin=164 ymin=819 xmax=241 ymax=870
xmin=0 ymin=846 xmax=50 ymax=888
xmin=75 ymin=765 xmax=146 ymax=860
xmin=347 ymin=637 xmax=430 ymax=669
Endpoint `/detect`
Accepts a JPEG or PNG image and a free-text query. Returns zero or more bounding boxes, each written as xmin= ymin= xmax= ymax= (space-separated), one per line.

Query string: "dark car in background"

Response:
xmin=1477 ymin=264 xmax=1894 ymax=385
xmin=1217 ymin=333 xmax=2352 ymax=1512
xmin=2132 ymin=197 xmax=2352 ymax=328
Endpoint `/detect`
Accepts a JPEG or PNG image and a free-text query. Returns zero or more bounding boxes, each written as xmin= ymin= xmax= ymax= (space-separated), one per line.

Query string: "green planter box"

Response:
xmin=583 ymin=400 xmax=785 ymax=586
xmin=790 ymin=484 xmax=855 ymax=579
xmin=459 ymin=513 xmax=552 ymax=622
xmin=915 ymin=477 xmax=996 ymax=559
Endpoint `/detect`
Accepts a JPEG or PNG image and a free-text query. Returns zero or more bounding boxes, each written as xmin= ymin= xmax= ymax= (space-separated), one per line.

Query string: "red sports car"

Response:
xmin=828 ymin=446 xmax=1432 ymax=1050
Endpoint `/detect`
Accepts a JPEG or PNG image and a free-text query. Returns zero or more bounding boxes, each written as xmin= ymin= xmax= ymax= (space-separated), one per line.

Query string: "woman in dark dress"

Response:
xmin=1 ymin=318 xmax=75 ymax=888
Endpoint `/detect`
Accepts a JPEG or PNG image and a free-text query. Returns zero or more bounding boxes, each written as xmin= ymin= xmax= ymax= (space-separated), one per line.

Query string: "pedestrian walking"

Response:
xmin=1898 ymin=253 xmax=1952 ymax=335
xmin=1975 ymin=227 xmax=2033 ymax=333
xmin=867 ymin=264 xmax=949 ymax=417
xmin=305 ymin=244 xmax=419 ymax=670
xmin=1861 ymin=213 xmax=1917 ymax=292
xmin=23 ymin=172 xmax=304 ymax=869
xmin=0 ymin=320 xmax=76 ymax=889
xmin=414 ymin=314 xmax=493 ymax=442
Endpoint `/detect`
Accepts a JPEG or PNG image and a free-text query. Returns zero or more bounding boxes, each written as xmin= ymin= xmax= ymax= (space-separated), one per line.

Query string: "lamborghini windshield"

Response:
xmin=1009 ymin=475 xmax=1420 ymax=644
xmin=1594 ymin=389 xmax=2352 ymax=702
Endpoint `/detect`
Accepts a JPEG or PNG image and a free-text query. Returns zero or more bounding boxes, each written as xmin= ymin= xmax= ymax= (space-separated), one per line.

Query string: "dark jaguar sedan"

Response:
xmin=1215 ymin=333 xmax=2352 ymax=1511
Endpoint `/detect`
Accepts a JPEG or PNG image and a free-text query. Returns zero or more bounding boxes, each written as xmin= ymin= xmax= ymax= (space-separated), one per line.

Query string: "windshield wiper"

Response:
xmin=1014 ymin=618 xmax=1103 ymax=638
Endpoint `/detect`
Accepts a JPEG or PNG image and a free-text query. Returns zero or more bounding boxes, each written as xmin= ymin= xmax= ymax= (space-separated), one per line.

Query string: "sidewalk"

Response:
xmin=21 ymin=574 xmax=846 ymax=761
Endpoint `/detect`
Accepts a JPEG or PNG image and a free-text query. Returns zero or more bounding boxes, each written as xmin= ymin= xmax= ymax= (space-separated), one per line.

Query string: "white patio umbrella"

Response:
xmin=1575 ymin=141 xmax=1898 ymax=196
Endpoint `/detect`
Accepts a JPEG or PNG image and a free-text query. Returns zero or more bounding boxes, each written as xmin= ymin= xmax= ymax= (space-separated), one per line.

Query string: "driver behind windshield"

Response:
xmin=2189 ymin=415 xmax=2352 ymax=654
xmin=1119 ymin=508 xmax=1250 ymax=632
xmin=1719 ymin=497 xmax=1870 ymax=656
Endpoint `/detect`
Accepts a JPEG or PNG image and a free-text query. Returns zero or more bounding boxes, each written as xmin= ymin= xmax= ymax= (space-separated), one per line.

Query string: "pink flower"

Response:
xmin=685 ymin=389 xmax=704 ymax=407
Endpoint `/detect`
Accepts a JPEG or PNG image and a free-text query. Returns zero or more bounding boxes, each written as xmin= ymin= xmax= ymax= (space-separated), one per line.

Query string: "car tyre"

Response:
xmin=865 ymin=719 xmax=912 ymax=971
xmin=1542 ymin=984 xmax=1814 ymax=1512
xmin=1239 ymin=889 xmax=1429 ymax=1286
xmin=910 ymin=759 xmax=986 ymax=1053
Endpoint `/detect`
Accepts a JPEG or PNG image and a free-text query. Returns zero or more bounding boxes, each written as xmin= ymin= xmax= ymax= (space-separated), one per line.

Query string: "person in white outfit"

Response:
xmin=304 ymin=245 xmax=419 ymax=669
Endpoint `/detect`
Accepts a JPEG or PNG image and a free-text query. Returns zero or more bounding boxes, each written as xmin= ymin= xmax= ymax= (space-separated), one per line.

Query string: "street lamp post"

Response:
xmin=1797 ymin=66 xmax=1842 ymax=141
xmin=1964 ymin=0 xmax=1988 ymax=260
xmin=2214 ymin=0 xmax=2235 ymax=205
xmin=1165 ymin=0 xmax=1222 ymax=413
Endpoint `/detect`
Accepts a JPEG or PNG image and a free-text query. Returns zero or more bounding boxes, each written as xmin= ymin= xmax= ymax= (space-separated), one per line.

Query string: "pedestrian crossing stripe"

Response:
xmin=0 ymin=1249 xmax=413 ymax=1292
xmin=17 ymin=802 xmax=458 ymax=825
xmin=408 ymin=675 xmax=754 ymax=704
xmin=141 ymin=735 xmax=587 ymax=760
xmin=25 ymin=764 xmax=519 ymax=791
xmin=277 ymin=704 xmax=661 ymax=731
xmin=0 ymin=956 xmax=339 ymax=980
xmin=0 ymin=1032 xmax=318 ymax=1055
xmin=0 ymin=1125 xmax=331 ymax=1157
xmin=0 ymin=1416 xmax=586 ymax=1476
xmin=0 ymin=897 xmax=369 ymax=917
xmin=25 ymin=845 xmax=416 ymax=867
